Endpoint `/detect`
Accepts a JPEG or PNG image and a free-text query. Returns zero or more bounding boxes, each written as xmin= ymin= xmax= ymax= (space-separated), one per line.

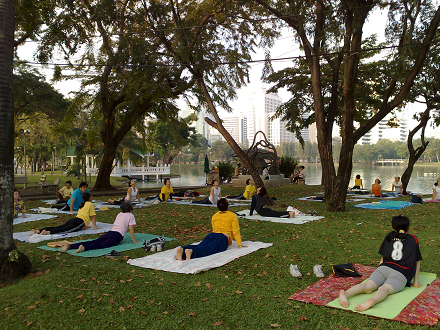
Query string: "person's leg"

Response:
xmin=145 ymin=195 xmax=159 ymax=201
xmin=227 ymin=194 xmax=244 ymax=199
xmin=56 ymin=191 xmax=63 ymax=200
xmin=40 ymin=217 xmax=84 ymax=235
xmin=70 ymin=231 xmax=123 ymax=251
xmin=191 ymin=197 xmax=211 ymax=204
xmin=258 ymin=208 xmax=291 ymax=218
xmin=354 ymin=284 xmax=394 ymax=311
xmin=59 ymin=203 xmax=70 ymax=211
xmin=181 ymin=233 xmax=228 ymax=259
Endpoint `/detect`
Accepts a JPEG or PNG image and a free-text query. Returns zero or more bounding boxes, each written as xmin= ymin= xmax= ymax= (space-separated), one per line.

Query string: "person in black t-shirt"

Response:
xmin=338 ymin=215 xmax=422 ymax=311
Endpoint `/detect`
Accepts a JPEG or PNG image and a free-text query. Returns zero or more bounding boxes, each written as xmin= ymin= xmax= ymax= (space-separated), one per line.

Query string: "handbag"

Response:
xmin=331 ymin=263 xmax=362 ymax=277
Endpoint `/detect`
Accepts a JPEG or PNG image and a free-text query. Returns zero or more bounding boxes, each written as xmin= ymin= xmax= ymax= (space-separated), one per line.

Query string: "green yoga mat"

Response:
xmin=327 ymin=272 xmax=436 ymax=319
xmin=38 ymin=233 xmax=173 ymax=257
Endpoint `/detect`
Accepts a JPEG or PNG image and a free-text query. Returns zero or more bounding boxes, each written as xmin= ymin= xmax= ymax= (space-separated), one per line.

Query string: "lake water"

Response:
xmin=136 ymin=163 xmax=440 ymax=195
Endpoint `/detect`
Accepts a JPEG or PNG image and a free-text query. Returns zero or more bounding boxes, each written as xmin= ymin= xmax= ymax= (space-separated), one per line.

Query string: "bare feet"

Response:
xmin=60 ymin=244 xmax=71 ymax=252
xmin=339 ymin=290 xmax=349 ymax=308
xmin=30 ymin=229 xmax=40 ymax=236
xmin=354 ymin=298 xmax=375 ymax=311
xmin=185 ymin=249 xmax=193 ymax=260
xmin=41 ymin=229 xmax=51 ymax=235
xmin=289 ymin=211 xmax=295 ymax=218
xmin=176 ymin=247 xmax=184 ymax=260
xmin=72 ymin=245 xmax=85 ymax=254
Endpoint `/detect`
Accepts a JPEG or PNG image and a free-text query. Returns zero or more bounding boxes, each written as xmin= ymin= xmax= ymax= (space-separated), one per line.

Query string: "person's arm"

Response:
xmin=127 ymin=188 xmax=132 ymax=201
xmin=244 ymin=187 xmax=249 ymax=200
xmin=432 ymin=188 xmax=436 ymax=201
xmin=360 ymin=180 xmax=363 ymax=189
xmin=129 ymin=225 xmax=140 ymax=244
xmin=136 ymin=190 xmax=141 ymax=203
xmin=378 ymin=257 xmax=383 ymax=265
xmin=399 ymin=184 xmax=403 ymax=194
xmin=210 ymin=187 xmax=215 ymax=205
xmin=58 ymin=187 xmax=65 ymax=197
xmin=391 ymin=184 xmax=394 ymax=192
xmin=379 ymin=185 xmax=382 ymax=197
xmin=249 ymin=196 xmax=256 ymax=215
xmin=70 ymin=198 xmax=75 ymax=212
xmin=370 ymin=185 xmax=373 ymax=197
xmin=90 ymin=215 xmax=98 ymax=230
xmin=231 ymin=215 xmax=242 ymax=247
xmin=412 ymin=261 xmax=421 ymax=287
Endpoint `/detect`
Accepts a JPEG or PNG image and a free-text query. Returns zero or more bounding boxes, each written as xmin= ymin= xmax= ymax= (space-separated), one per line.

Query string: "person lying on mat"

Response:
xmin=370 ymin=178 xmax=388 ymax=198
xmin=108 ymin=179 xmax=141 ymax=205
xmin=250 ymin=187 xmax=295 ymax=218
xmin=191 ymin=180 xmax=221 ymax=205
xmin=391 ymin=176 xmax=403 ymax=195
xmin=176 ymin=198 xmax=244 ymax=260
xmin=30 ymin=193 xmax=97 ymax=236
xmin=56 ymin=180 xmax=73 ymax=203
xmin=226 ymin=179 xmax=256 ymax=200
xmin=339 ymin=215 xmax=422 ymax=312
xmin=14 ymin=189 xmax=27 ymax=218
xmin=61 ymin=201 xmax=140 ymax=254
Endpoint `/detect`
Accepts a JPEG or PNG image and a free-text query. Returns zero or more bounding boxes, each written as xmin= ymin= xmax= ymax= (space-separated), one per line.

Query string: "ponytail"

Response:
xmin=385 ymin=215 xmax=410 ymax=242
xmin=79 ymin=192 xmax=92 ymax=209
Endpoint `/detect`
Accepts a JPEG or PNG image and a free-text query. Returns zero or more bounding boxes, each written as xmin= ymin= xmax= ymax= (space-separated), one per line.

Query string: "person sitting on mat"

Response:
xmin=339 ymin=215 xmax=421 ymax=311
xmin=14 ymin=189 xmax=27 ymax=218
xmin=391 ymin=176 xmax=403 ymax=195
xmin=61 ymin=201 xmax=140 ymax=254
xmin=431 ymin=177 xmax=440 ymax=201
xmin=56 ymin=181 xmax=73 ymax=203
xmin=250 ymin=187 xmax=295 ymax=218
xmin=370 ymin=178 xmax=388 ymax=198
xmin=226 ymin=179 xmax=256 ymax=200
xmin=30 ymin=193 xmax=97 ymax=236
xmin=59 ymin=182 xmax=89 ymax=212
xmin=108 ymin=179 xmax=142 ymax=205
xmin=352 ymin=174 xmax=363 ymax=190
xmin=176 ymin=198 xmax=244 ymax=260
xmin=191 ymin=180 xmax=221 ymax=205
xmin=145 ymin=178 xmax=174 ymax=202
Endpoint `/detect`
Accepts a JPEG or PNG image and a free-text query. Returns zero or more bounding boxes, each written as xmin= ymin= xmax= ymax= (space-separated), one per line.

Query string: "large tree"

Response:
xmin=249 ymin=0 xmax=440 ymax=211
xmin=0 ymin=0 xmax=32 ymax=283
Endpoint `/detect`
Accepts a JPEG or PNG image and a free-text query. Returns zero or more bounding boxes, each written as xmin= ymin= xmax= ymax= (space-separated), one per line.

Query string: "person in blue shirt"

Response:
xmin=61 ymin=182 xmax=89 ymax=212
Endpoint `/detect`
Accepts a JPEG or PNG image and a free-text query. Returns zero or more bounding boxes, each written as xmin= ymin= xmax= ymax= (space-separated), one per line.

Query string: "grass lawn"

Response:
xmin=1 ymin=184 xmax=439 ymax=329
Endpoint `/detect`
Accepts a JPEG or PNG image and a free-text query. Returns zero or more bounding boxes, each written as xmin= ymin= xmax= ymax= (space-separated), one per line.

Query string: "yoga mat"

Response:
xmin=353 ymin=200 xmax=413 ymax=210
xmin=128 ymin=240 xmax=272 ymax=274
xmin=167 ymin=200 xmax=250 ymax=207
xmin=424 ymin=199 xmax=440 ymax=203
xmin=13 ymin=213 xmax=58 ymax=225
xmin=235 ymin=209 xmax=324 ymax=224
xmin=30 ymin=208 xmax=76 ymax=215
xmin=14 ymin=222 xmax=114 ymax=243
xmin=297 ymin=196 xmax=324 ymax=202
xmin=327 ymin=272 xmax=437 ymax=320
xmin=38 ymin=233 xmax=174 ymax=257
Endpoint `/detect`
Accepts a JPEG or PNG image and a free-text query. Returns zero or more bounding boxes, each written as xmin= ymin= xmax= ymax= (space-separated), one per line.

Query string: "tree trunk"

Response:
xmin=93 ymin=143 xmax=118 ymax=191
xmin=401 ymin=106 xmax=431 ymax=194
xmin=0 ymin=0 xmax=32 ymax=283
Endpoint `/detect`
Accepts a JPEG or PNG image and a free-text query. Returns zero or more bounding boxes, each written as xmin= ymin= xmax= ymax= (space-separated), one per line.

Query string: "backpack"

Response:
xmin=410 ymin=194 xmax=423 ymax=204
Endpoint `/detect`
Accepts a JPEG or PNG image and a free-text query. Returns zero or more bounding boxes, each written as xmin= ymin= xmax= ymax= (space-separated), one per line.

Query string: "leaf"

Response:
xmin=109 ymin=299 xmax=115 ymax=304
xmin=119 ymin=306 xmax=125 ymax=312
xmin=126 ymin=305 xmax=133 ymax=309
xmin=79 ymin=308 xmax=86 ymax=314
xmin=26 ymin=322 xmax=33 ymax=327
xmin=270 ymin=324 xmax=281 ymax=327
xmin=189 ymin=312 xmax=196 ymax=316
xmin=201 ymin=298 xmax=209 ymax=302
xmin=150 ymin=299 xmax=155 ymax=304
xmin=214 ymin=321 xmax=223 ymax=326
xmin=27 ymin=306 xmax=37 ymax=309
xmin=129 ymin=297 xmax=137 ymax=302
xmin=299 ymin=316 xmax=308 ymax=321
xmin=205 ymin=283 xmax=213 ymax=289
xmin=235 ymin=290 xmax=243 ymax=294
xmin=76 ymin=295 xmax=84 ymax=299
xmin=194 ymin=282 xmax=201 ymax=287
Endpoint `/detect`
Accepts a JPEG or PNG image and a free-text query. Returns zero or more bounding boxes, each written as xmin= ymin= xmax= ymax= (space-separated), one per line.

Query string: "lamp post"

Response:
xmin=51 ymin=146 xmax=55 ymax=175
xmin=19 ymin=129 xmax=30 ymax=176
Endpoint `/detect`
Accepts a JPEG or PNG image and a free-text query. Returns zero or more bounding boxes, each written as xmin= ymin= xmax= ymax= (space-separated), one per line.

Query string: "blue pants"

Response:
xmin=70 ymin=231 xmax=123 ymax=251
xmin=182 ymin=232 xmax=229 ymax=259
xmin=191 ymin=197 xmax=212 ymax=204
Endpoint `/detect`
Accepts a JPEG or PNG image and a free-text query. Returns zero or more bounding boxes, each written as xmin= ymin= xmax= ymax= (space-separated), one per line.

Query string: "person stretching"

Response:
xmin=339 ymin=215 xmax=421 ymax=311
xmin=226 ymin=179 xmax=256 ymax=200
xmin=191 ymin=180 xmax=221 ymax=205
xmin=176 ymin=198 xmax=244 ymax=260
xmin=352 ymin=174 xmax=363 ymax=189
xmin=30 ymin=193 xmax=97 ymax=236
xmin=159 ymin=178 xmax=173 ymax=202
xmin=371 ymin=178 xmax=388 ymax=198
xmin=61 ymin=201 xmax=140 ymax=254
xmin=391 ymin=176 xmax=403 ymax=195
xmin=431 ymin=177 xmax=440 ymax=201
xmin=60 ymin=182 xmax=89 ymax=212
xmin=250 ymin=187 xmax=295 ymax=218
xmin=14 ymin=189 xmax=27 ymax=218
xmin=108 ymin=179 xmax=141 ymax=205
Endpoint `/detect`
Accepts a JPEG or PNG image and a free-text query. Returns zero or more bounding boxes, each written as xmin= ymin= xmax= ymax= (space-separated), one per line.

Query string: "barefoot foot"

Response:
xmin=41 ymin=229 xmax=50 ymax=235
xmin=60 ymin=244 xmax=71 ymax=252
xmin=289 ymin=211 xmax=295 ymax=218
xmin=354 ymin=298 xmax=375 ymax=311
xmin=176 ymin=247 xmax=184 ymax=260
xmin=72 ymin=245 xmax=85 ymax=254
xmin=339 ymin=290 xmax=349 ymax=308
xmin=185 ymin=249 xmax=193 ymax=260
xmin=30 ymin=229 xmax=40 ymax=236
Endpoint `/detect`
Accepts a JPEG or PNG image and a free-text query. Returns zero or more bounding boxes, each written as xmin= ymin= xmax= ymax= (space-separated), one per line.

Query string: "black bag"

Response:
xmin=331 ymin=263 xmax=362 ymax=277
xmin=410 ymin=194 xmax=423 ymax=204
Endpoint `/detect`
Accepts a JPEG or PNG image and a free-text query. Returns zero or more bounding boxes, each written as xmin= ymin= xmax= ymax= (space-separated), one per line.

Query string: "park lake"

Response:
xmin=136 ymin=163 xmax=440 ymax=195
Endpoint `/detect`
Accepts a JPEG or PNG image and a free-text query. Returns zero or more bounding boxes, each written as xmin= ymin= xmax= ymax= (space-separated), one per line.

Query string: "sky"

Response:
xmin=16 ymin=8 xmax=438 ymax=139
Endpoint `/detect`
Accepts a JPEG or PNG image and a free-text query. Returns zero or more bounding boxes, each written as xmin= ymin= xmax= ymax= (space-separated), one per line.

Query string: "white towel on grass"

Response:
xmin=128 ymin=241 xmax=272 ymax=274
xmin=30 ymin=208 xmax=76 ymax=215
xmin=13 ymin=213 xmax=58 ymax=225
xmin=167 ymin=200 xmax=250 ymax=207
xmin=13 ymin=222 xmax=114 ymax=243
xmin=235 ymin=209 xmax=324 ymax=224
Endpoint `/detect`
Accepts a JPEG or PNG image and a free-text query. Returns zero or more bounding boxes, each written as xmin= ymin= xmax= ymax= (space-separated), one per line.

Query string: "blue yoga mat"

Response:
xmin=353 ymin=200 xmax=413 ymax=210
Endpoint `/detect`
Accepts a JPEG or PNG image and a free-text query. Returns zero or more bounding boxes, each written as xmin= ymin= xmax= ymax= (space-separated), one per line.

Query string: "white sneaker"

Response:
xmin=150 ymin=245 xmax=157 ymax=252
xmin=289 ymin=264 xmax=302 ymax=278
xmin=313 ymin=264 xmax=325 ymax=277
xmin=156 ymin=244 xmax=162 ymax=252
xmin=287 ymin=206 xmax=294 ymax=212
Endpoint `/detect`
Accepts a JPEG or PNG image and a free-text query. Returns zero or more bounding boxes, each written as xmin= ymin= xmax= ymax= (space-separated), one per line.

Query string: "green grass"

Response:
xmin=14 ymin=174 xmax=128 ymax=189
xmin=1 ymin=185 xmax=439 ymax=329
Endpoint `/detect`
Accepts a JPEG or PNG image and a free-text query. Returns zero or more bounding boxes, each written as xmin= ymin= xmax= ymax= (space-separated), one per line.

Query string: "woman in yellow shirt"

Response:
xmin=176 ymin=198 xmax=244 ymax=260
xmin=30 ymin=193 xmax=98 ymax=235
xmin=159 ymin=178 xmax=174 ymax=201
xmin=226 ymin=179 xmax=256 ymax=200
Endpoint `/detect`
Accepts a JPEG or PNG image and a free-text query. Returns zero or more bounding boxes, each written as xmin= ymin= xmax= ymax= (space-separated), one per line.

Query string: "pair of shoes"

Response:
xmin=143 ymin=236 xmax=166 ymax=252
xmin=105 ymin=250 xmax=122 ymax=258
xmin=289 ymin=264 xmax=325 ymax=278
xmin=312 ymin=211 xmax=318 ymax=216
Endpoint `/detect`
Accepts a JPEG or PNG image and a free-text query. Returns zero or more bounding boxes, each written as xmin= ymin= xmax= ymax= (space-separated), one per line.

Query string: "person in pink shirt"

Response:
xmin=61 ymin=201 xmax=139 ymax=254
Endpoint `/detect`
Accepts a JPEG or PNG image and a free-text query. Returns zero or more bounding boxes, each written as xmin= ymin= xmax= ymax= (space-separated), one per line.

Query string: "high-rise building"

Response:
xmin=181 ymin=105 xmax=213 ymax=141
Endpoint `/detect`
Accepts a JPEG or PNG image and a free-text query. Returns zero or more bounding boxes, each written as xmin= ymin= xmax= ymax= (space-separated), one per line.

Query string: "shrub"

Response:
xmin=279 ymin=156 xmax=298 ymax=178
xmin=67 ymin=163 xmax=81 ymax=176
xmin=217 ymin=162 xmax=235 ymax=183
